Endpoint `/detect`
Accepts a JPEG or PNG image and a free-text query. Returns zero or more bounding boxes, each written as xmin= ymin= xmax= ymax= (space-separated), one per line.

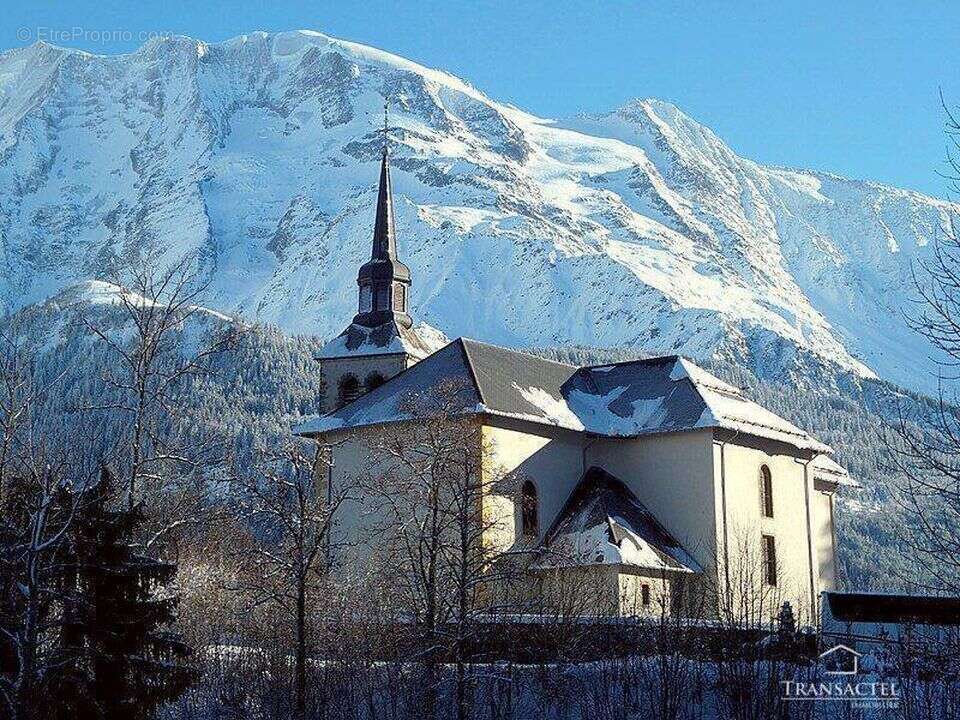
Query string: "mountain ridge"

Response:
xmin=0 ymin=29 xmax=955 ymax=393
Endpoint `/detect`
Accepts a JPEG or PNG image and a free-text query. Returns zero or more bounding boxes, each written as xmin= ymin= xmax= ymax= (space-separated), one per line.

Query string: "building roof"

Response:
xmin=812 ymin=453 xmax=859 ymax=488
xmin=533 ymin=467 xmax=701 ymax=574
xmin=370 ymin=148 xmax=401 ymax=266
xmin=824 ymin=591 xmax=960 ymax=626
xmin=355 ymin=148 xmax=412 ymax=298
xmin=316 ymin=321 xmax=447 ymax=361
xmin=352 ymin=133 xmax=414 ymax=329
xmin=295 ymin=337 xmax=834 ymax=455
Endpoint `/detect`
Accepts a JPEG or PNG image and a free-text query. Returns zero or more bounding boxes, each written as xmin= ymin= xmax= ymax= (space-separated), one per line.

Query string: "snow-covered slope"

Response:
xmin=0 ymin=30 xmax=954 ymax=392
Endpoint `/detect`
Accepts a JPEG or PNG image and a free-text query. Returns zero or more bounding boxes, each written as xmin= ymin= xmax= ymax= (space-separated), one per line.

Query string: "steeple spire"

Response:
xmin=354 ymin=102 xmax=413 ymax=329
xmin=370 ymin=120 xmax=397 ymax=260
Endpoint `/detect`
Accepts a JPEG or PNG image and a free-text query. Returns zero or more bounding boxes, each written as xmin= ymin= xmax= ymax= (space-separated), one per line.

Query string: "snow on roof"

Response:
xmin=570 ymin=356 xmax=831 ymax=452
xmin=295 ymin=340 xmax=481 ymax=435
xmin=534 ymin=467 xmax=700 ymax=573
xmin=812 ymin=453 xmax=858 ymax=488
xmin=317 ymin=320 xmax=447 ymax=361
xmin=296 ymin=337 xmax=832 ymax=454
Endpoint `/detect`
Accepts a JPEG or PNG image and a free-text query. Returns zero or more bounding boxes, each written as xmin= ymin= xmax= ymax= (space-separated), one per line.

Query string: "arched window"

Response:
xmin=336 ymin=374 xmax=360 ymax=409
xmin=760 ymin=465 xmax=774 ymax=518
xmin=521 ymin=481 xmax=538 ymax=537
xmin=365 ymin=372 xmax=386 ymax=393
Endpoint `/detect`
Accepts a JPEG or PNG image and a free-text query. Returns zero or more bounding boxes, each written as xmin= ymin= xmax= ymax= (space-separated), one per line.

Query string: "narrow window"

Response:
xmin=359 ymin=285 xmax=372 ymax=313
xmin=762 ymin=534 xmax=778 ymax=586
xmin=641 ymin=584 xmax=650 ymax=607
xmin=393 ymin=283 xmax=406 ymax=312
xmin=365 ymin=372 xmax=386 ymax=392
xmin=521 ymin=481 xmax=538 ymax=537
xmin=336 ymin=374 xmax=360 ymax=409
xmin=375 ymin=287 xmax=389 ymax=310
xmin=760 ymin=465 xmax=774 ymax=518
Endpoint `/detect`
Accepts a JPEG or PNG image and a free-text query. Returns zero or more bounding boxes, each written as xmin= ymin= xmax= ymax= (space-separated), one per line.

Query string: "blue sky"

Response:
xmin=8 ymin=1 xmax=958 ymax=197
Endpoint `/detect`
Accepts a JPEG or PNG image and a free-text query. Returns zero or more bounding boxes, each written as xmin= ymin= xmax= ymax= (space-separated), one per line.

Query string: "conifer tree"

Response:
xmin=53 ymin=467 xmax=195 ymax=720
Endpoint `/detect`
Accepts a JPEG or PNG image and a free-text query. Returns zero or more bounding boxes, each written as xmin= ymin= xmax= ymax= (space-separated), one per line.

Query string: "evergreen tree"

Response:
xmin=53 ymin=467 xmax=195 ymax=720
xmin=776 ymin=601 xmax=796 ymax=638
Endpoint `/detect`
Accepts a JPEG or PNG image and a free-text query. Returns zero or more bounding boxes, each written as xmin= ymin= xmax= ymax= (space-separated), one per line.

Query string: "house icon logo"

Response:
xmin=782 ymin=643 xmax=897 ymax=706
xmin=819 ymin=644 xmax=862 ymax=675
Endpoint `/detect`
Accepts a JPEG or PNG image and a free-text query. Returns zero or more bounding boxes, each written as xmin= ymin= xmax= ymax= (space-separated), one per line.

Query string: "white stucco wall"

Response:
xmin=315 ymin=416 xmax=839 ymax=623
xmin=713 ymin=440 xmax=827 ymax=622
xmin=585 ymin=430 xmax=718 ymax=573
xmin=529 ymin=567 xmax=679 ymax=618
xmin=320 ymin=426 xmax=386 ymax=557
xmin=481 ymin=418 xmax=587 ymax=548
xmin=617 ymin=571 xmax=676 ymax=618
xmin=812 ymin=485 xmax=837 ymax=593
xmin=322 ymin=417 xmax=586 ymax=572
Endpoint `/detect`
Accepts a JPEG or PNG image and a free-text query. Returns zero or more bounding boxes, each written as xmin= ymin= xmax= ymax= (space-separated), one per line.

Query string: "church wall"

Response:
xmin=526 ymin=566 xmax=620 ymax=617
xmin=617 ymin=571 xmax=676 ymax=618
xmin=480 ymin=419 xmax=587 ymax=552
xmin=319 ymin=425 xmax=387 ymax=559
xmin=316 ymin=416 xmax=836 ymax=623
xmin=320 ymin=419 xmax=487 ymax=574
xmin=319 ymin=353 xmax=411 ymax=413
xmin=715 ymin=440 xmax=820 ymax=622
xmin=525 ymin=567 xmax=680 ymax=619
xmin=811 ymin=486 xmax=837 ymax=594
xmin=585 ymin=430 xmax=718 ymax=574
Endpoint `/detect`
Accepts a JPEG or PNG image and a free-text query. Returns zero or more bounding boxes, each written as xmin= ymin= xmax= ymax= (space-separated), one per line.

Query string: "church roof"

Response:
xmin=533 ymin=467 xmax=700 ymax=574
xmin=295 ymin=338 xmax=832 ymax=454
xmin=356 ymin=148 xmax=412 ymax=288
xmin=369 ymin=148 xmax=402 ymax=266
xmin=316 ymin=320 xmax=447 ymax=360
xmin=812 ymin=453 xmax=859 ymax=487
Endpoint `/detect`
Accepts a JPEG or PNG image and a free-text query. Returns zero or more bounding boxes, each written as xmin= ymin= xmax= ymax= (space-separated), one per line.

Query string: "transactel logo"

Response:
xmin=780 ymin=644 xmax=899 ymax=710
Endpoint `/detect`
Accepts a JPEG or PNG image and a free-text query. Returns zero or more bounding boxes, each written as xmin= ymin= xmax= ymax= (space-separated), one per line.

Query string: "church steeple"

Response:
xmin=354 ymin=104 xmax=412 ymax=329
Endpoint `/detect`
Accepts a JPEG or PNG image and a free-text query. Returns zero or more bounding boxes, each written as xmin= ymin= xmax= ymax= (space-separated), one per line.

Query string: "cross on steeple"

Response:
xmin=379 ymin=101 xmax=401 ymax=156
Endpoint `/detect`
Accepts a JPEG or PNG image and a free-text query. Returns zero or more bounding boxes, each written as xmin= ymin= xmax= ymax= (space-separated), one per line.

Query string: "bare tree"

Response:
xmin=887 ymin=97 xmax=960 ymax=594
xmin=77 ymin=249 xmax=240 ymax=544
xmin=0 ymin=325 xmax=39 ymax=507
xmin=227 ymin=439 xmax=349 ymax=720
xmin=707 ymin=534 xmax=806 ymax=720
xmin=358 ymin=380 xmax=527 ymax=720
xmin=628 ymin=575 xmax=710 ymax=720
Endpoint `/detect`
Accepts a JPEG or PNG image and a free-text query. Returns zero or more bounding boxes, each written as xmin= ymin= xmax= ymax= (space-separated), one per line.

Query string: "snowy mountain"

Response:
xmin=0 ymin=30 xmax=955 ymax=392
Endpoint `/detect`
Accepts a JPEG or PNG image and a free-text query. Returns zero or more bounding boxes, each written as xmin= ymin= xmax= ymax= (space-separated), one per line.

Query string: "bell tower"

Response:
xmin=316 ymin=104 xmax=439 ymax=413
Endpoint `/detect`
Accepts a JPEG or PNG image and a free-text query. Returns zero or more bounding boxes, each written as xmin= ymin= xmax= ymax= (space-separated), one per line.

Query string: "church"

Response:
xmin=295 ymin=137 xmax=856 ymax=622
